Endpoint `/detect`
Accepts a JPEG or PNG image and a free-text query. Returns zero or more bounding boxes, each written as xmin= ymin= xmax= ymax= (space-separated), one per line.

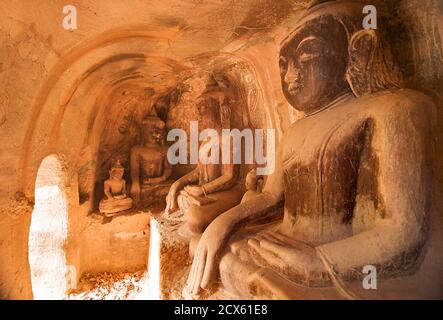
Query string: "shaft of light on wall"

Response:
xmin=144 ymin=217 xmax=161 ymax=300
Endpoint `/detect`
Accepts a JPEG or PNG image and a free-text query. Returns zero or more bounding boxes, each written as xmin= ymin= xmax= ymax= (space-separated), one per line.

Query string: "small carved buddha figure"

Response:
xmin=240 ymin=169 xmax=262 ymax=204
xmin=164 ymin=93 xmax=242 ymax=237
xmin=99 ymin=160 xmax=133 ymax=215
xmin=183 ymin=1 xmax=438 ymax=300
xmin=130 ymin=112 xmax=172 ymax=205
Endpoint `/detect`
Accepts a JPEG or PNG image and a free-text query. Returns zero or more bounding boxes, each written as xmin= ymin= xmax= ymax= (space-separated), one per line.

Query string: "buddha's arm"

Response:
xmin=130 ymin=149 xmax=140 ymax=187
xmin=166 ymin=167 xmax=200 ymax=214
xmin=201 ymin=163 xmax=238 ymax=194
xmin=175 ymin=167 xmax=199 ymax=189
xmin=317 ymin=105 xmax=433 ymax=278
xmin=184 ymin=146 xmax=285 ymax=295
xmin=130 ymin=149 xmax=142 ymax=202
xmin=221 ymin=190 xmax=284 ymax=228
xmin=122 ymin=180 xmax=127 ymax=196
xmin=162 ymin=158 xmax=173 ymax=181
xmin=103 ymin=181 xmax=113 ymax=200
xmin=220 ymin=141 xmax=285 ymax=226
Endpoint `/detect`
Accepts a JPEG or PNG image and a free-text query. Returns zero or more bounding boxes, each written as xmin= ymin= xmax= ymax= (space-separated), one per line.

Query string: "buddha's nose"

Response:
xmin=284 ymin=63 xmax=301 ymax=87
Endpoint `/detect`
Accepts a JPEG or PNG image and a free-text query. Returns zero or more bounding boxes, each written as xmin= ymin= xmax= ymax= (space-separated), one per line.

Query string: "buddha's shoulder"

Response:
xmin=281 ymin=89 xmax=437 ymax=142
xmin=357 ymin=89 xmax=436 ymax=118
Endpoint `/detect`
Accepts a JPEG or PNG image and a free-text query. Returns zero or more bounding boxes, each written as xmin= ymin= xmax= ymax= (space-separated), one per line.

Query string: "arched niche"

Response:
xmin=174 ymin=53 xmax=273 ymax=180
xmin=19 ymin=26 xmax=192 ymax=203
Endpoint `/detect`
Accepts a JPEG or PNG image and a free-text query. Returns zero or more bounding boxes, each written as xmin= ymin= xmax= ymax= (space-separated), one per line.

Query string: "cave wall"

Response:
xmin=0 ymin=0 xmax=442 ymax=299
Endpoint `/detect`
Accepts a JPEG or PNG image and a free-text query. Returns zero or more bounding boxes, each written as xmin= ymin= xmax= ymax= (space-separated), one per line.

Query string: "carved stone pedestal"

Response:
xmin=83 ymin=210 xmax=150 ymax=273
xmin=149 ymin=214 xmax=191 ymax=300
xmin=140 ymin=181 xmax=173 ymax=207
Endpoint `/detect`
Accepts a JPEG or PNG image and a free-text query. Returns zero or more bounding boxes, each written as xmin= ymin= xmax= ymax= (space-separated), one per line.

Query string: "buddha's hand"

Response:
xmin=248 ymin=231 xmax=327 ymax=283
xmin=165 ymin=182 xmax=180 ymax=215
xmin=184 ymin=185 xmax=204 ymax=197
xmin=183 ymin=216 xmax=232 ymax=299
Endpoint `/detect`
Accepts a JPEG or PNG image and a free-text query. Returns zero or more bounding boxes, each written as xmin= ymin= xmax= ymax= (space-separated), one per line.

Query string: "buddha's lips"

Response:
xmin=287 ymin=82 xmax=303 ymax=95
xmin=288 ymin=87 xmax=302 ymax=96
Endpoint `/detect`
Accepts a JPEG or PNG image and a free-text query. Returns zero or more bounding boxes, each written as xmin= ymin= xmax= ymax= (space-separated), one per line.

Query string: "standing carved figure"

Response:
xmin=130 ymin=111 xmax=172 ymax=205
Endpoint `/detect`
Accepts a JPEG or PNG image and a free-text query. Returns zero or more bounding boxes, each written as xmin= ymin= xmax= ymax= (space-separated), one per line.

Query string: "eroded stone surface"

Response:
xmin=0 ymin=0 xmax=442 ymax=300
xmin=155 ymin=215 xmax=191 ymax=300
xmin=81 ymin=210 xmax=150 ymax=274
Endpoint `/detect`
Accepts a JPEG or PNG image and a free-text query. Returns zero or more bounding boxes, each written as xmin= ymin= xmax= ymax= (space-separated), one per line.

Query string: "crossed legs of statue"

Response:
xmin=177 ymin=186 xmax=243 ymax=239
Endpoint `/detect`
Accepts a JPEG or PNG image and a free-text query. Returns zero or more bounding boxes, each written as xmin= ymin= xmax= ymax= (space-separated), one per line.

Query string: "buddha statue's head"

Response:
xmin=141 ymin=112 xmax=166 ymax=146
xmin=196 ymin=92 xmax=231 ymax=130
xmin=279 ymin=1 xmax=363 ymax=113
xmin=109 ymin=160 xmax=125 ymax=180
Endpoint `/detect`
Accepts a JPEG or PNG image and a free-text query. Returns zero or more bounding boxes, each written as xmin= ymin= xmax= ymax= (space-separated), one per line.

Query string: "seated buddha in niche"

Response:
xmin=99 ymin=160 xmax=133 ymax=215
xmin=164 ymin=92 xmax=243 ymax=237
xmin=183 ymin=1 xmax=437 ymax=299
xmin=130 ymin=111 xmax=172 ymax=206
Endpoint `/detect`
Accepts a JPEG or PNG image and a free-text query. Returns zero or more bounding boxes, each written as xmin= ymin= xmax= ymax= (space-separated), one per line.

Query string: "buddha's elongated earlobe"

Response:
xmin=346 ymin=29 xmax=403 ymax=97
xmin=346 ymin=29 xmax=377 ymax=97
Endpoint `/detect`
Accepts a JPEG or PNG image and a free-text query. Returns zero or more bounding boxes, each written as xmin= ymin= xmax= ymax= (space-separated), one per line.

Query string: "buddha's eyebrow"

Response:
xmin=296 ymin=36 xmax=323 ymax=52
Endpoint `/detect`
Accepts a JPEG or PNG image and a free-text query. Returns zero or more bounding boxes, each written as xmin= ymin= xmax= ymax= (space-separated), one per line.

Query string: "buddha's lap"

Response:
xmin=180 ymin=187 xmax=243 ymax=211
xmin=100 ymin=196 xmax=132 ymax=207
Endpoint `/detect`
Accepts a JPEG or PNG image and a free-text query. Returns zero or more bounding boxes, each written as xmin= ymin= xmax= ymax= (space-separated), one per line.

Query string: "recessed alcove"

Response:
xmin=21 ymin=38 xmax=267 ymax=299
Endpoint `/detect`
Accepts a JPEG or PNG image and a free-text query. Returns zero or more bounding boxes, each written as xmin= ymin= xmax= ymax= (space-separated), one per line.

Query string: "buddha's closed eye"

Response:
xmin=298 ymin=52 xmax=322 ymax=63
xmin=296 ymin=36 xmax=328 ymax=64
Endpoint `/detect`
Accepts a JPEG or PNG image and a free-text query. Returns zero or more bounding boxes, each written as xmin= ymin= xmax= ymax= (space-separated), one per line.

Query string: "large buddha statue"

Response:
xmin=130 ymin=111 xmax=172 ymax=206
xmin=183 ymin=1 xmax=438 ymax=299
xmin=164 ymin=93 xmax=243 ymax=237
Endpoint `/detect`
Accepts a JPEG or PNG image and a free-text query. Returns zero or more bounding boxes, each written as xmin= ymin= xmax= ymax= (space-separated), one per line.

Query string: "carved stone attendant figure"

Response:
xmin=99 ymin=160 xmax=133 ymax=215
xmin=183 ymin=1 xmax=437 ymax=300
xmin=130 ymin=112 xmax=172 ymax=205
xmin=165 ymin=93 xmax=243 ymax=236
xmin=240 ymin=169 xmax=262 ymax=204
